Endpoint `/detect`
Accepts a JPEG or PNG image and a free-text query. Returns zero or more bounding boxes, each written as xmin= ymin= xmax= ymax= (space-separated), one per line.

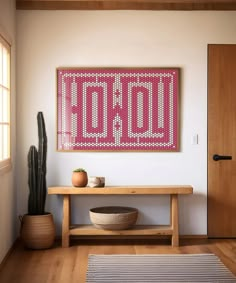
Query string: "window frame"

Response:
xmin=0 ymin=34 xmax=11 ymax=174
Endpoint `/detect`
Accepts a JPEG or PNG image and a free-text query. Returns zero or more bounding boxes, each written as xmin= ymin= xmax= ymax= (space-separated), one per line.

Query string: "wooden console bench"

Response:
xmin=48 ymin=185 xmax=193 ymax=248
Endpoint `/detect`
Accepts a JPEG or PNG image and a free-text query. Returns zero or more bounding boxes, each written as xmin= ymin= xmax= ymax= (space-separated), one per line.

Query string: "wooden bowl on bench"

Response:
xmin=89 ymin=206 xmax=138 ymax=230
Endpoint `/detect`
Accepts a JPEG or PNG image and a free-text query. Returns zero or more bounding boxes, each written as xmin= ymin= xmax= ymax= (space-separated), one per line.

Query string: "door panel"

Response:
xmin=208 ymin=44 xmax=236 ymax=237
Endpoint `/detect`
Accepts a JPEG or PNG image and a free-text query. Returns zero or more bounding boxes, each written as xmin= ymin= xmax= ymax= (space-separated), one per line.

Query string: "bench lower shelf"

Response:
xmin=69 ymin=225 xmax=173 ymax=236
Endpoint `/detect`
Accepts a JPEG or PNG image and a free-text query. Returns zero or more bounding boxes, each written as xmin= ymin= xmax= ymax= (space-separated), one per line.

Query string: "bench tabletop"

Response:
xmin=48 ymin=185 xmax=193 ymax=195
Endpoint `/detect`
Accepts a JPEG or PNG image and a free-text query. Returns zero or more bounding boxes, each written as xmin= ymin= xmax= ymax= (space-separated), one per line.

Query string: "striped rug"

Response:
xmin=86 ymin=254 xmax=236 ymax=282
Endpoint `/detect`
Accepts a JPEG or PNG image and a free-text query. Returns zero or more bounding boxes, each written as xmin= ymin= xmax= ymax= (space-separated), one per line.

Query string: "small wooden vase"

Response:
xmin=72 ymin=171 xmax=88 ymax=187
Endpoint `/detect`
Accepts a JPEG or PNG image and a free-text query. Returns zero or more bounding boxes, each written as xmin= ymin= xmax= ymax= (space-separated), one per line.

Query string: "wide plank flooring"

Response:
xmin=0 ymin=238 xmax=236 ymax=283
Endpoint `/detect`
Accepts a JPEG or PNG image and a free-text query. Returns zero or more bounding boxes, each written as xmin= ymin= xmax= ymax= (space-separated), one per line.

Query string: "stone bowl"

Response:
xmin=89 ymin=206 xmax=138 ymax=230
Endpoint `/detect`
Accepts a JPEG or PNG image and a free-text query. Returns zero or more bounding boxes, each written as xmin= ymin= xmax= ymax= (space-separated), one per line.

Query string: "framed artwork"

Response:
xmin=57 ymin=68 xmax=179 ymax=151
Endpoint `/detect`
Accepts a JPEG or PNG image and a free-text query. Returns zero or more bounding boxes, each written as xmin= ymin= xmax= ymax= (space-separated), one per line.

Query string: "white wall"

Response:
xmin=0 ymin=0 xmax=16 ymax=263
xmin=16 ymin=11 xmax=236 ymax=236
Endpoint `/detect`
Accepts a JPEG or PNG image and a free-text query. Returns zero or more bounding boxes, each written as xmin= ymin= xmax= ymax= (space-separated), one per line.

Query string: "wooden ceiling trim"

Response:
xmin=16 ymin=0 xmax=236 ymax=10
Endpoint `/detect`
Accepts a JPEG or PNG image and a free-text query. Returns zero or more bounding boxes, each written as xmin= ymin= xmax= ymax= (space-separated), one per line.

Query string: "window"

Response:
xmin=0 ymin=34 xmax=11 ymax=172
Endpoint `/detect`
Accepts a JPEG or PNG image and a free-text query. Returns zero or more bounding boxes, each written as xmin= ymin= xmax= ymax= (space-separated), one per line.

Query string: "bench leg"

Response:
xmin=170 ymin=194 xmax=179 ymax=247
xmin=62 ymin=195 xmax=70 ymax=248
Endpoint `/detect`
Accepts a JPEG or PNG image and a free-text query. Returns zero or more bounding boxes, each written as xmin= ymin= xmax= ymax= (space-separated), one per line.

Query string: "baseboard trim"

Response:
xmin=55 ymin=234 xmax=208 ymax=241
xmin=180 ymin=235 xmax=208 ymax=239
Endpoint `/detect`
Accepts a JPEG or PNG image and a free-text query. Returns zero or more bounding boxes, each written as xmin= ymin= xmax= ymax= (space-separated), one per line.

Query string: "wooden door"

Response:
xmin=208 ymin=44 xmax=236 ymax=237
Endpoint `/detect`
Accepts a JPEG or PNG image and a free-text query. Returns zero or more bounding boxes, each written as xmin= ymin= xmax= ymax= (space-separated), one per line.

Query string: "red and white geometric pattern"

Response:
xmin=57 ymin=68 xmax=179 ymax=151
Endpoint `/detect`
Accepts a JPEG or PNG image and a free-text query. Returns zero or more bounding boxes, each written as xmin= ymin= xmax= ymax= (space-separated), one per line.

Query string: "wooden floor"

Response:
xmin=0 ymin=238 xmax=236 ymax=283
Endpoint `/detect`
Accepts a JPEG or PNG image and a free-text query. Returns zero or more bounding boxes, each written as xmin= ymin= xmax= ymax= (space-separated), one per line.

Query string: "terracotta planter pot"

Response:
xmin=20 ymin=213 xmax=55 ymax=249
xmin=72 ymin=171 xmax=88 ymax=187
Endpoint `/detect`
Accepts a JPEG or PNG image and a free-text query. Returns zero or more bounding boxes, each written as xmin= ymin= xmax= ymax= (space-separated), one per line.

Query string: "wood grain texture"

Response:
xmin=16 ymin=0 xmax=236 ymax=10
xmin=48 ymin=185 xmax=193 ymax=195
xmin=208 ymin=44 xmax=236 ymax=237
xmin=170 ymin=194 xmax=179 ymax=247
xmin=69 ymin=224 xmax=173 ymax=235
xmin=62 ymin=195 xmax=70 ymax=247
xmin=0 ymin=239 xmax=236 ymax=283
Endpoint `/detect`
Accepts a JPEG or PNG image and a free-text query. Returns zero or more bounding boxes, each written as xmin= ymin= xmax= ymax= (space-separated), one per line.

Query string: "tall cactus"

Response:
xmin=28 ymin=112 xmax=47 ymax=215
